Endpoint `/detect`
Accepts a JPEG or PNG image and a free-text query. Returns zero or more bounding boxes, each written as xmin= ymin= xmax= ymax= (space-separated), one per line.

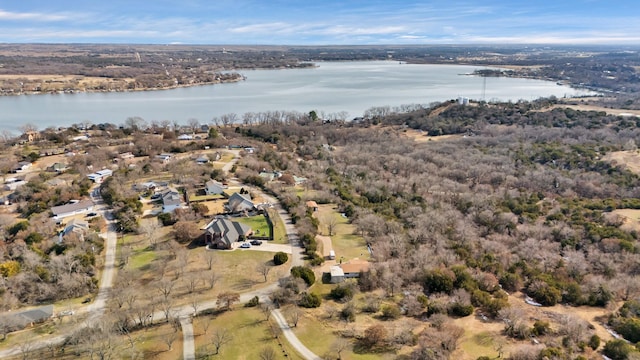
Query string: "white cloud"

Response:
xmin=0 ymin=9 xmax=70 ymax=22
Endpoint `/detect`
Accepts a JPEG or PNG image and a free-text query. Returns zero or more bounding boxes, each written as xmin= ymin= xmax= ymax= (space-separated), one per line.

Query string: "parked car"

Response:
xmin=240 ymin=242 xmax=251 ymax=248
xmin=250 ymin=240 xmax=263 ymax=246
xmin=85 ymin=212 xmax=98 ymax=218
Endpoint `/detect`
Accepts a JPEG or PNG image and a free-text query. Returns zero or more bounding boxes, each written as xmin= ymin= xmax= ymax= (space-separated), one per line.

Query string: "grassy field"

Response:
xmin=291 ymin=294 xmax=411 ymax=360
xmin=189 ymin=193 xmax=225 ymax=202
xmin=192 ymin=307 xmax=304 ymax=359
xmin=234 ymin=214 xmax=271 ymax=237
xmin=316 ymin=204 xmax=369 ymax=261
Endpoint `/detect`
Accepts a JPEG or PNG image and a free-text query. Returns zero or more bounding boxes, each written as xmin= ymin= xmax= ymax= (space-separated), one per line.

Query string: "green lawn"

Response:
xmin=270 ymin=209 xmax=287 ymax=244
xmin=193 ymin=307 xmax=304 ymax=360
xmin=234 ymin=215 xmax=271 ymax=238
xmin=129 ymin=249 xmax=156 ymax=270
xmin=189 ymin=193 xmax=225 ymax=202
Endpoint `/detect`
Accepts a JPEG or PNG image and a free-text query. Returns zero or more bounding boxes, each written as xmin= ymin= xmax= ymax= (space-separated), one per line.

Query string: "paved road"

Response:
xmin=0 ymin=168 xmax=321 ymax=360
xmin=272 ymin=309 xmax=322 ymax=360
xmin=0 ymin=185 xmax=118 ymax=358
xmin=179 ymin=316 xmax=195 ymax=360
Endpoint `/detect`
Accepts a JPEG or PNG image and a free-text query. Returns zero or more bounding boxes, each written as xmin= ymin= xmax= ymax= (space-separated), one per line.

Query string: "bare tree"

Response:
xmin=139 ymin=218 xmax=161 ymax=248
xmin=260 ymin=303 xmax=272 ymax=321
xmin=190 ymin=294 xmax=200 ymax=316
xmin=202 ymin=251 xmax=216 ymax=270
xmin=199 ymin=317 xmax=212 ymax=335
xmin=287 ymin=306 xmax=301 ymax=327
xmin=322 ymin=214 xmax=339 ymax=236
xmin=211 ymin=328 xmax=232 ymax=355
xmin=160 ymin=296 xmax=175 ymax=322
xmin=216 ymin=292 xmax=240 ymax=311
xmin=205 ymin=270 xmax=220 ymax=290
xmin=256 ymin=262 xmax=271 ymax=282
xmin=18 ymin=338 xmax=34 ymax=360
xmin=259 ymin=346 xmax=277 ymax=360
xmin=330 ymin=337 xmax=351 ymax=360
xmin=155 ymin=277 xmax=175 ymax=301
xmin=162 ymin=331 xmax=178 ymax=351
xmin=187 ymin=118 xmax=200 ymax=133
xmin=185 ymin=272 xmax=200 ymax=293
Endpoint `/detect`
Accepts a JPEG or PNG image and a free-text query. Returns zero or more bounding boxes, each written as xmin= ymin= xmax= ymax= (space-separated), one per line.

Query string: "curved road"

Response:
xmin=0 ymin=185 xmax=119 ymax=358
xmin=0 ymin=160 xmax=321 ymax=360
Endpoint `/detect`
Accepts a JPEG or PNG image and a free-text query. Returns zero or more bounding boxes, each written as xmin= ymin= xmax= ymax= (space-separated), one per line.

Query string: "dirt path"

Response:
xmin=316 ymin=235 xmax=333 ymax=257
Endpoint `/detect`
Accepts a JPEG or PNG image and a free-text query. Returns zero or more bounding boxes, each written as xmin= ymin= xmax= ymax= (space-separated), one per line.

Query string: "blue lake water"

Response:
xmin=0 ymin=61 xmax=594 ymax=133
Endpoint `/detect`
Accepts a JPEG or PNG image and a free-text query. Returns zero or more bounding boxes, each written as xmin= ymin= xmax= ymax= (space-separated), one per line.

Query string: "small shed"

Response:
xmin=329 ymin=265 xmax=345 ymax=284
xmin=306 ymin=201 xmax=319 ymax=212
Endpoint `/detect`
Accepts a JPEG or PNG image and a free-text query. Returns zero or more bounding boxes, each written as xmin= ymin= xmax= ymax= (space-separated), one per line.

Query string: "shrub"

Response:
xmin=298 ymin=292 xmax=321 ymax=308
xmin=381 ymin=304 xmax=402 ymax=320
xmin=291 ymin=266 xmax=316 ymax=286
xmin=309 ymin=253 xmax=325 ymax=266
xmin=341 ymin=302 xmax=357 ymax=322
xmin=603 ymin=339 xmax=634 ymax=360
xmin=245 ymin=296 xmax=260 ymax=307
xmin=448 ymin=303 xmax=474 ymax=317
xmin=422 ymin=268 xmax=455 ymax=294
xmin=531 ymin=320 xmax=550 ymax=336
xmin=158 ymin=213 xmax=176 ymax=226
xmin=329 ymin=284 xmax=354 ymax=302
xmin=273 ymin=252 xmax=288 ymax=265
xmin=588 ymin=334 xmax=601 ymax=350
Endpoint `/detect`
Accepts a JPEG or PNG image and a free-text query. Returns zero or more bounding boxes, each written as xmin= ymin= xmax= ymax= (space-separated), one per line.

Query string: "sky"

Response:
xmin=0 ymin=0 xmax=638 ymax=45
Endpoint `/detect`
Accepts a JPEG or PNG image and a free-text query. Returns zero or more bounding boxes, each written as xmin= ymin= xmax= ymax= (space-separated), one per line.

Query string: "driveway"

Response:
xmin=232 ymin=242 xmax=292 ymax=254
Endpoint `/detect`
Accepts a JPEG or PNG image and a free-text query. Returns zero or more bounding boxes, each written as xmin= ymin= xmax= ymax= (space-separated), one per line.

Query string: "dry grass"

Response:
xmin=602 ymin=150 xmax=640 ymax=175
xmin=611 ymin=209 xmax=640 ymax=232
xmin=315 ymin=204 xmax=369 ymax=262
xmin=192 ymin=307 xmax=304 ymax=360
xmin=402 ymin=129 xmax=463 ymax=143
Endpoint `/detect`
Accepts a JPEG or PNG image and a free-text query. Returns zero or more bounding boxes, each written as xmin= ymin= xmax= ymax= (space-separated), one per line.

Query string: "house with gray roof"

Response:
xmin=0 ymin=305 xmax=53 ymax=332
xmin=51 ymin=199 xmax=94 ymax=220
xmin=161 ymin=188 xmax=183 ymax=213
xmin=226 ymin=192 xmax=255 ymax=213
xmin=205 ymin=180 xmax=225 ymax=195
xmin=203 ymin=218 xmax=253 ymax=249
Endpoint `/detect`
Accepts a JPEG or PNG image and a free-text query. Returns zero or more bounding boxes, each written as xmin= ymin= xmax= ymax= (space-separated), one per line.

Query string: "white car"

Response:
xmin=239 ymin=242 xmax=251 ymax=249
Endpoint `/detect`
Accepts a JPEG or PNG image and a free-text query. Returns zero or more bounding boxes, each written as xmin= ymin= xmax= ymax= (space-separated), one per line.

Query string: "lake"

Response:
xmin=0 ymin=61 xmax=594 ymax=134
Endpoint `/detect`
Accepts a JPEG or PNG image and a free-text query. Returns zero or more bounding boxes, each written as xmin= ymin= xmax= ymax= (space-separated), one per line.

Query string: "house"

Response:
xmin=155 ymin=153 xmax=173 ymax=163
xmin=87 ymin=169 xmax=113 ymax=183
xmin=119 ymin=152 xmax=135 ymax=160
xmin=0 ymin=305 xmax=53 ymax=332
xmin=13 ymin=161 xmax=32 ymax=173
xmin=161 ymin=188 xmax=183 ymax=213
xmin=3 ymin=178 xmax=26 ymax=191
xmin=51 ymin=199 xmax=94 ymax=220
xmin=59 ymin=218 xmax=89 ymax=242
xmin=226 ymin=192 xmax=255 ymax=213
xmin=205 ymin=180 xmax=225 ymax=195
xmin=339 ymin=259 xmax=370 ymax=278
xmin=328 ymin=259 xmax=370 ymax=283
xmin=195 ymin=155 xmax=210 ymax=165
xmin=306 ymin=201 xmax=319 ymax=212
xmin=259 ymin=171 xmax=281 ymax=182
xmin=203 ymin=218 xmax=253 ymax=249
xmin=329 ymin=266 xmax=345 ymax=284
xmin=23 ymin=131 xmax=41 ymax=143
xmin=134 ymin=181 xmax=157 ymax=191
xmin=47 ymin=162 xmax=69 ymax=173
